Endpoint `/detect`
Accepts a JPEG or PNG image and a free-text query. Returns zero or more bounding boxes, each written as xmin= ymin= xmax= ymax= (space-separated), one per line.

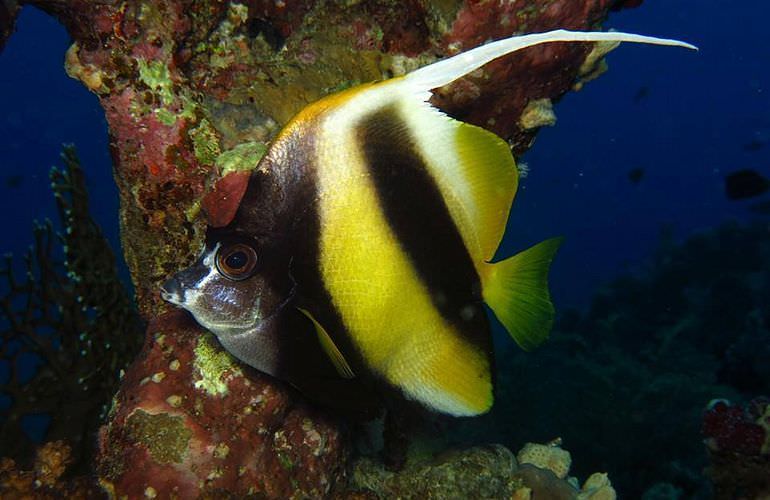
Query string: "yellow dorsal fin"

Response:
xmin=481 ymin=237 xmax=562 ymax=351
xmin=297 ymin=308 xmax=355 ymax=379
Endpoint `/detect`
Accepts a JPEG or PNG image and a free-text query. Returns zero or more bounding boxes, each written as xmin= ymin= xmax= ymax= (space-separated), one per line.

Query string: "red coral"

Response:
xmin=703 ymin=399 xmax=768 ymax=455
xmin=203 ymin=171 xmax=251 ymax=228
xmin=97 ymin=312 xmax=347 ymax=498
xmin=703 ymin=398 xmax=770 ymax=499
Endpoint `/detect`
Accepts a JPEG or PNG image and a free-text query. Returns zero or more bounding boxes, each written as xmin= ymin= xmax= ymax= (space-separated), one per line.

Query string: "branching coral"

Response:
xmin=0 ymin=146 xmax=142 ymax=473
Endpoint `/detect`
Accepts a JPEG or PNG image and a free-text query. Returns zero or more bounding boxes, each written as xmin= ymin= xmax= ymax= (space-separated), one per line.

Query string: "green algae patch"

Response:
xmin=155 ymin=107 xmax=177 ymax=126
xmin=190 ymin=119 xmax=222 ymax=166
xmin=184 ymin=198 xmax=202 ymax=223
xmin=193 ymin=334 xmax=242 ymax=396
xmin=215 ymin=142 xmax=267 ymax=176
xmin=137 ymin=58 xmax=199 ymax=126
xmin=126 ymin=409 xmax=192 ymax=464
xmin=277 ymin=452 xmax=295 ymax=470
xmin=137 ymin=59 xmax=174 ymax=105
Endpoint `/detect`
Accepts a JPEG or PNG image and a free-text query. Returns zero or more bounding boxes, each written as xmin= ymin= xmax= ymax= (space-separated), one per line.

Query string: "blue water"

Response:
xmin=505 ymin=0 xmax=769 ymax=308
xmin=0 ymin=7 xmax=116 ymax=262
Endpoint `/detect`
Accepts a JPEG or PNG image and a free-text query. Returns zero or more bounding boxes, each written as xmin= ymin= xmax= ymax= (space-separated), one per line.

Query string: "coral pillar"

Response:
xmin=16 ymin=0 xmax=641 ymax=495
xmin=97 ymin=312 xmax=346 ymax=497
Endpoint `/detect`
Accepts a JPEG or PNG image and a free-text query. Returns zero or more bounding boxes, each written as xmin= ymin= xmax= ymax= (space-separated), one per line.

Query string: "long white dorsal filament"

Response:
xmin=404 ymin=29 xmax=698 ymax=92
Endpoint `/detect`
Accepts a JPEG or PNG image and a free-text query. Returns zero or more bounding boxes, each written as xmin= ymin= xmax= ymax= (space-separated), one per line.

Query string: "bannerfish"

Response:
xmin=162 ymin=30 xmax=695 ymax=416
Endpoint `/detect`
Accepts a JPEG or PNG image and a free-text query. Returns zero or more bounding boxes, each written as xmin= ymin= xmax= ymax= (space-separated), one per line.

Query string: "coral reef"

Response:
xmin=5 ymin=0 xmax=649 ymax=496
xmin=97 ymin=310 xmax=347 ymax=498
xmin=346 ymin=442 xmax=616 ymax=500
xmin=517 ymin=441 xmax=572 ymax=480
xmin=449 ymin=221 xmax=770 ymax=497
xmin=0 ymin=146 xmax=142 ymax=472
xmin=0 ymin=440 xmax=103 ymax=498
xmin=702 ymin=398 xmax=770 ymax=499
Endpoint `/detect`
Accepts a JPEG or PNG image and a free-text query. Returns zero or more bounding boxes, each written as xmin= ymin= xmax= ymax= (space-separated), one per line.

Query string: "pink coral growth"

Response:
xmin=702 ymin=398 xmax=770 ymax=455
xmin=703 ymin=398 xmax=770 ymax=498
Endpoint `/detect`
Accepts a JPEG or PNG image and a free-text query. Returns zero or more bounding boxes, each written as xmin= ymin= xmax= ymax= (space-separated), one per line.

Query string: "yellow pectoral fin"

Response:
xmin=482 ymin=237 xmax=563 ymax=351
xmin=297 ymin=308 xmax=355 ymax=379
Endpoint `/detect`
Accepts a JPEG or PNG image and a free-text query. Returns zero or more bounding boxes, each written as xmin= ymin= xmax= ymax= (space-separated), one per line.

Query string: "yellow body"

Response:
xmin=301 ymin=80 xmax=528 ymax=415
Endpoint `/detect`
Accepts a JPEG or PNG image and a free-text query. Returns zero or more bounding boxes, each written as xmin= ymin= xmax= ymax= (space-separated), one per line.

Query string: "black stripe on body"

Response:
xmin=223 ymin=123 xmax=370 ymax=392
xmin=356 ymin=106 xmax=492 ymax=353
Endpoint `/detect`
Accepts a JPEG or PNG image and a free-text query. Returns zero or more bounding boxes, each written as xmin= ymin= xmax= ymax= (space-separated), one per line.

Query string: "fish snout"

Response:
xmin=160 ymin=277 xmax=185 ymax=305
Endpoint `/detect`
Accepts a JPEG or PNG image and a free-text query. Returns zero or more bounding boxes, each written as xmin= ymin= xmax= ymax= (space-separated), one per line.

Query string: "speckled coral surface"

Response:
xmin=97 ymin=311 xmax=347 ymax=498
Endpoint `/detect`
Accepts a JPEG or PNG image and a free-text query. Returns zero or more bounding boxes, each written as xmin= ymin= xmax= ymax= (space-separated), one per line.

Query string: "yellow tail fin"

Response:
xmin=481 ymin=238 xmax=562 ymax=351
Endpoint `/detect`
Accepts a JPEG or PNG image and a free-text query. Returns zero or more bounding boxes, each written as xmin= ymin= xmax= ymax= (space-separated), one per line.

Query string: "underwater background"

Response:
xmin=1 ymin=0 xmax=769 ymax=498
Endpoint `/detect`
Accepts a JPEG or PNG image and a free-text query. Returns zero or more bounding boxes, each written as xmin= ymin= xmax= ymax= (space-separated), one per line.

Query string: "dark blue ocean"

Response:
xmin=1 ymin=1 xmax=768 ymax=497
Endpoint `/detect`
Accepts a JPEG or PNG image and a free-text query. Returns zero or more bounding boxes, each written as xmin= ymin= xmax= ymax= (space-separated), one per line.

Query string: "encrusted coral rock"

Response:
xmin=0 ymin=441 xmax=102 ymax=499
xmin=348 ymin=445 xmax=525 ymax=498
xmin=703 ymin=398 xmax=770 ymax=455
xmin=97 ymin=311 xmax=347 ymax=498
xmin=579 ymin=473 xmax=617 ymax=500
xmin=519 ymin=98 xmax=557 ymax=130
xmin=703 ymin=398 xmax=770 ymax=499
xmin=517 ymin=441 xmax=572 ymax=479
xmin=511 ymin=465 xmax=579 ymax=499
xmin=347 ymin=442 xmax=615 ymax=499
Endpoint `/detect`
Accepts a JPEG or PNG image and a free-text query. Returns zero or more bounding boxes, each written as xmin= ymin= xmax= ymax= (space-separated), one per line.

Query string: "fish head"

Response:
xmin=161 ymin=231 xmax=295 ymax=375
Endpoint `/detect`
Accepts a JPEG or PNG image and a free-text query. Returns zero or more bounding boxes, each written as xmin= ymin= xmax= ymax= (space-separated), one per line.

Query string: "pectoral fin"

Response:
xmin=297 ymin=307 xmax=356 ymax=379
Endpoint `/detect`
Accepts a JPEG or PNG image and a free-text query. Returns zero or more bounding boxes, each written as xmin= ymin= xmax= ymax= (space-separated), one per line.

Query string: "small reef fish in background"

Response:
xmin=724 ymin=168 xmax=770 ymax=200
xmin=4 ymin=174 xmax=23 ymax=188
xmin=162 ymin=30 xmax=695 ymax=417
xmin=632 ymin=85 xmax=650 ymax=104
xmin=627 ymin=167 xmax=645 ymax=185
xmin=743 ymin=139 xmax=765 ymax=152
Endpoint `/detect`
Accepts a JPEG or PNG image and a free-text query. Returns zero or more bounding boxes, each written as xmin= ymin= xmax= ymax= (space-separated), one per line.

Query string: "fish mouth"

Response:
xmin=160 ymin=278 xmax=185 ymax=305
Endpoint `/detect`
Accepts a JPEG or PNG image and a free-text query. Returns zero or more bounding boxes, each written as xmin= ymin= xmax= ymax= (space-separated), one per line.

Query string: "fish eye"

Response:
xmin=215 ymin=243 xmax=258 ymax=281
